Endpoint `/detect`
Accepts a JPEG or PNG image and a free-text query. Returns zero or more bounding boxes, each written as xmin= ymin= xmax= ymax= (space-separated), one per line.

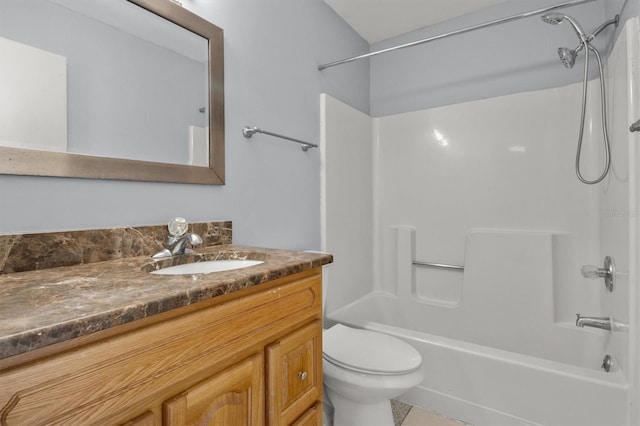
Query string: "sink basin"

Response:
xmin=150 ymin=259 xmax=264 ymax=275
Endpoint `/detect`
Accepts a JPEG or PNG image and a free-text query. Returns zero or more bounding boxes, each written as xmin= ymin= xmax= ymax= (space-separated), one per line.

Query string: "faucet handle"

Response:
xmin=168 ymin=217 xmax=188 ymax=237
xmin=580 ymin=256 xmax=615 ymax=292
xmin=188 ymin=233 xmax=203 ymax=245
xmin=580 ymin=264 xmax=601 ymax=279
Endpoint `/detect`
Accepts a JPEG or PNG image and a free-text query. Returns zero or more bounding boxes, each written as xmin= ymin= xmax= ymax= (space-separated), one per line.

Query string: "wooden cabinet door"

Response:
xmin=266 ymin=320 xmax=322 ymax=426
xmin=163 ymin=354 xmax=264 ymax=426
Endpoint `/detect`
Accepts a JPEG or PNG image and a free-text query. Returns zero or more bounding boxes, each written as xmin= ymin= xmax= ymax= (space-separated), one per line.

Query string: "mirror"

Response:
xmin=0 ymin=0 xmax=224 ymax=185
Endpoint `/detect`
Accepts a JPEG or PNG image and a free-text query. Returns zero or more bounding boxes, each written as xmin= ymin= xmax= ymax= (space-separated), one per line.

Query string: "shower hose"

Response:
xmin=574 ymin=40 xmax=611 ymax=185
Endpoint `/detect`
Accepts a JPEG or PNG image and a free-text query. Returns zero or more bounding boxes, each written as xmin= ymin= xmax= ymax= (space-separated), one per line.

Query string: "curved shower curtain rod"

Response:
xmin=318 ymin=0 xmax=597 ymax=70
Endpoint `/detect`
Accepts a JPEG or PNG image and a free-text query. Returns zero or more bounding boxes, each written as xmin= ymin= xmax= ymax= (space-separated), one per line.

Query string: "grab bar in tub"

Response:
xmin=412 ymin=260 xmax=464 ymax=271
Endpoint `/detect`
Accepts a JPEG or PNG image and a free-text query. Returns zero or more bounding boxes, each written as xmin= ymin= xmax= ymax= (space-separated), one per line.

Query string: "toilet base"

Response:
xmin=328 ymin=391 xmax=394 ymax=426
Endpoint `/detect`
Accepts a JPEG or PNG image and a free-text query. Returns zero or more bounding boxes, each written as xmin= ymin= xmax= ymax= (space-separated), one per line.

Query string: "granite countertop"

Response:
xmin=0 ymin=245 xmax=332 ymax=361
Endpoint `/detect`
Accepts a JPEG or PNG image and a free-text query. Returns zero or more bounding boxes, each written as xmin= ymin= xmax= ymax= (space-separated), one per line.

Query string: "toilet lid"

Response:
xmin=323 ymin=324 xmax=422 ymax=375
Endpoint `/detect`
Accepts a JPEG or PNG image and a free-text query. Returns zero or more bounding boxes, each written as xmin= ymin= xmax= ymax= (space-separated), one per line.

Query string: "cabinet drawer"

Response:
xmin=121 ymin=411 xmax=159 ymax=426
xmin=291 ymin=403 xmax=322 ymax=426
xmin=266 ymin=320 xmax=322 ymax=426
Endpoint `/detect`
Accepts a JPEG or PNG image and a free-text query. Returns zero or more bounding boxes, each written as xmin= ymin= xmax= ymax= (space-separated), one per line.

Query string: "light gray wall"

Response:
xmin=370 ymin=0 xmax=626 ymax=116
xmin=611 ymin=0 xmax=639 ymax=32
xmin=0 ymin=0 xmax=369 ymax=252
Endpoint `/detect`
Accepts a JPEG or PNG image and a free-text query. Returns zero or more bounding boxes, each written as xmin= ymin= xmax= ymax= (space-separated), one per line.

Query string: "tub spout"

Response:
xmin=575 ymin=314 xmax=611 ymax=331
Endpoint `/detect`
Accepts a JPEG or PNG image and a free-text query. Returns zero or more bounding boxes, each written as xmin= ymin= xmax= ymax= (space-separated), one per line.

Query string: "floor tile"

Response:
xmin=401 ymin=407 xmax=465 ymax=426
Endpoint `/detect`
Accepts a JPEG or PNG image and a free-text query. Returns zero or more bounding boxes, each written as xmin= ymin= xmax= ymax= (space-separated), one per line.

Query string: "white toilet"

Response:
xmin=322 ymin=324 xmax=423 ymax=426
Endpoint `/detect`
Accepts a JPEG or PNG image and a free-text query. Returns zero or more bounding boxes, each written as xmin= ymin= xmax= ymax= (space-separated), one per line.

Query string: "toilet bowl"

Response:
xmin=322 ymin=324 xmax=423 ymax=426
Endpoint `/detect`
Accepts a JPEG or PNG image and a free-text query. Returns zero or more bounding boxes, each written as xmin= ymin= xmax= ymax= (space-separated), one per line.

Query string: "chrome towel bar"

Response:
xmin=412 ymin=260 xmax=464 ymax=271
xmin=242 ymin=126 xmax=318 ymax=151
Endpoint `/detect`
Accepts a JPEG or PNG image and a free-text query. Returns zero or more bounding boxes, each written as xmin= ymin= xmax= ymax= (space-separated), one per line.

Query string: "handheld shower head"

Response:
xmin=557 ymin=47 xmax=577 ymax=68
xmin=541 ymin=13 xmax=588 ymax=41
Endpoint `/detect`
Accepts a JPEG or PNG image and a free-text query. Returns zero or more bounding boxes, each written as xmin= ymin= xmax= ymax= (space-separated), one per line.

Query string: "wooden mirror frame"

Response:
xmin=0 ymin=0 xmax=224 ymax=185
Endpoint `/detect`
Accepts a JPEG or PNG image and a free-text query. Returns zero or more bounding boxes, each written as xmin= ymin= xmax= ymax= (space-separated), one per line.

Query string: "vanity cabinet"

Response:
xmin=0 ymin=268 xmax=323 ymax=426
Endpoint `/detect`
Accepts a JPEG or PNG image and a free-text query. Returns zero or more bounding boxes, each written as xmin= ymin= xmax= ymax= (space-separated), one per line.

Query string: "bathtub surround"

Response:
xmin=320 ymin=94 xmax=373 ymax=314
xmin=0 ymin=221 xmax=232 ymax=274
xmin=321 ymin=15 xmax=638 ymax=425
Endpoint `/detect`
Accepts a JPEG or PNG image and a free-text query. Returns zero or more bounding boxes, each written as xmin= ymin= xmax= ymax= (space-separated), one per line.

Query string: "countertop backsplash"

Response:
xmin=0 ymin=221 xmax=232 ymax=274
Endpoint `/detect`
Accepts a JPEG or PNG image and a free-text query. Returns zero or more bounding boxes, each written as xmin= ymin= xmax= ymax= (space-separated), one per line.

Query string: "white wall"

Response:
xmin=0 ymin=0 xmax=369 ymax=253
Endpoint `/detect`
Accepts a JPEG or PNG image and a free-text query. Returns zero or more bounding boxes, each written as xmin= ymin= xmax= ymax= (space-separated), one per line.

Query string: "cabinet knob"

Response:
xmin=297 ymin=371 xmax=308 ymax=381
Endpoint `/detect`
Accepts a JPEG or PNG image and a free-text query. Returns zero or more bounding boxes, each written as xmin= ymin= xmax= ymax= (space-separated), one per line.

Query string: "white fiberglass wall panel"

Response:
xmin=373 ymin=81 xmax=605 ymax=365
xmin=599 ymin=15 xmax=635 ymax=392
xmin=321 ymin=94 xmax=374 ymax=315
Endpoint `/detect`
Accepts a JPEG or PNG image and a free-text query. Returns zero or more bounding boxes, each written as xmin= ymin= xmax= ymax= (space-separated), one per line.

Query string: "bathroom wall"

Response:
xmin=370 ymin=0 xmax=625 ymax=116
xmin=0 ymin=0 xmax=369 ymax=252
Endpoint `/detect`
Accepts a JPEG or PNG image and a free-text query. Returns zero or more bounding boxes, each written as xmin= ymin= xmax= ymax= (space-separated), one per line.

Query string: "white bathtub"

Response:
xmin=327 ymin=292 xmax=629 ymax=426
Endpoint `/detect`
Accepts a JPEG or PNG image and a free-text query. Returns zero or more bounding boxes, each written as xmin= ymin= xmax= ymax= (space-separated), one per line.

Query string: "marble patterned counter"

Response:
xmin=0 ymin=223 xmax=332 ymax=361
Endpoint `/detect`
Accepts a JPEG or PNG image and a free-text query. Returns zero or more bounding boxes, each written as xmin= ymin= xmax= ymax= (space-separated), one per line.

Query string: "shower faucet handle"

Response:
xmin=580 ymin=256 xmax=615 ymax=292
xmin=580 ymin=265 xmax=601 ymax=279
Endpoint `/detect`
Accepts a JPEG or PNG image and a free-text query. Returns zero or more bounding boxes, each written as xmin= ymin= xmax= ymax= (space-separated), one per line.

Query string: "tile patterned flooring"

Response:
xmin=392 ymin=400 xmax=465 ymax=426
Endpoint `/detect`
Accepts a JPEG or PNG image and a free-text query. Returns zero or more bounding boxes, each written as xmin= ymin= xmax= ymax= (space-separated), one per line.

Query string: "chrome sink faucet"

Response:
xmin=152 ymin=217 xmax=203 ymax=260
